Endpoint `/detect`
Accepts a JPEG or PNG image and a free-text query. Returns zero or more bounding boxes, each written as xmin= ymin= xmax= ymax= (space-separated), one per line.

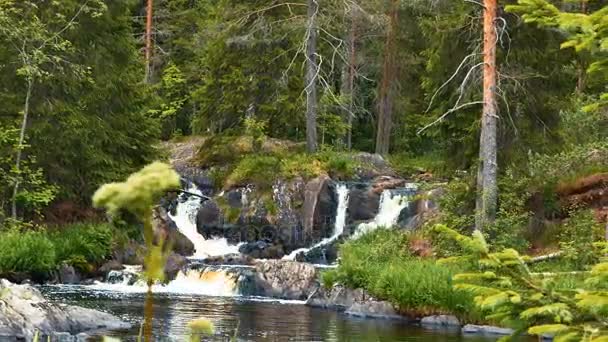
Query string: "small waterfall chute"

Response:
xmin=353 ymin=184 xmax=417 ymax=239
xmin=169 ymin=182 xmax=241 ymax=259
xmin=284 ymin=183 xmax=350 ymax=260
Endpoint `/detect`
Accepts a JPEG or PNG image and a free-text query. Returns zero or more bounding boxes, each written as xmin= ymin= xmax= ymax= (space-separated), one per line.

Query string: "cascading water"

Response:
xmin=169 ymin=182 xmax=241 ymax=259
xmin=353 ymin=185 xmax=417 ymax=239
xmin=284 ymin=184 xmax=350 ymax=260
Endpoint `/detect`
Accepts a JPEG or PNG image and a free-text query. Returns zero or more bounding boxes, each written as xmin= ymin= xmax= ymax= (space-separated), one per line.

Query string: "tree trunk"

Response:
xmin=12 ymin=78 xmax=33 ymax=219
xmin=475 ymin=0 xmax=499 ymax=231
xmin=342 ymin=7 xmax=357 ymax=151
xmin=305 ymin=0 xmax=319 ymax=153
xmin=144 ymin=0 xmax=154 ymax=83
xmin=375 ymin=0 xmax=399 ymax=156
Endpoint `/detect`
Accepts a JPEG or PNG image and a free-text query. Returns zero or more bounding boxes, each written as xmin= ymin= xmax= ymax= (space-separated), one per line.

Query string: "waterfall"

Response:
xmin=169 ymin=182 xmax=241 ymax=259
xmin=284 ymin=184 xmax=350 ymax=260
xmin=93 ymin=265 xmax=249 ymax=297
xmin=353 ymin=185 xmax=416 ymax=238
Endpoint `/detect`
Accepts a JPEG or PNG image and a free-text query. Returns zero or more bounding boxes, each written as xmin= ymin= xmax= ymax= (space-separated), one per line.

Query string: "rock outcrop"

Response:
xmin=0 ymin=279 xmax=130 ymax=340
xmin=306 ymin=284 xmax=402 ymax=320
xmin=254 ymin=260 xmax=318 ymax=300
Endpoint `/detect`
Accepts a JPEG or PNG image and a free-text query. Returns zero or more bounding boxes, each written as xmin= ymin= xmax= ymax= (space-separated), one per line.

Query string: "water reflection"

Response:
xmin=41 ymin=286 xmax=508 ymax=341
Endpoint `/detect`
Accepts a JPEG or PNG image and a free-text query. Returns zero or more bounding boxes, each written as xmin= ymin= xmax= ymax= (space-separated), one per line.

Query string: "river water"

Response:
xmin=41 ymin=286 xmax=505 ymax=342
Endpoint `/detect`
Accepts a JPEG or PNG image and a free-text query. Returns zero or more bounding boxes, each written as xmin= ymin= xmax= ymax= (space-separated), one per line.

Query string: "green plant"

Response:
xmin=0 ymin=229 xmax=56 ymax=276
xmin=558 ymin=210 xmax=604 ymax=269
xmin=435 ymin=224 xmax=608 ymax=341
xmin=93 ymin=162 xmax=180 ymax=342
xmin=49 ymin=223 xmax=113 ymax=268
xmin=329 ymin=229 xmax=477 ymax=318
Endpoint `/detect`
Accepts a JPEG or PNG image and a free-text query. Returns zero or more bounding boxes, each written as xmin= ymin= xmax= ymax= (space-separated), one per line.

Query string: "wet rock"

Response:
xmin=164 ymin=253 xmax=188 ymax=281
xmin=347 ymin=186 xmax=380 ymax=222
xmin=371 ymin=176 xmax=407 ymax=194
xmin=58 ymin=264 xmax=80 ymax=285
xmin=420 ymin=315 xmax=461 ymax=327
xmin=0 ymin=279 xmax=130 ymax=340
xmin=239 ymin=241 xmax=285 ymax=259
xmin=97 ymin=260 xmax=124 ymax=277
xmin=203 ymin=253 xmax=255 ymax=266
xmin=254 ymin=260 xmax=318 ymax=300
xmin=303 ymin=175 xmax=337 ymax=239
xmin=154 ymin=207 xmax=195 ymax=257
xmin=345 ymin=301 xmax=403 ymax=320
xmin=462 ymin=324 xmax=515 ymax=336
xmin=306 ymin=284 xmax=370 ymax=311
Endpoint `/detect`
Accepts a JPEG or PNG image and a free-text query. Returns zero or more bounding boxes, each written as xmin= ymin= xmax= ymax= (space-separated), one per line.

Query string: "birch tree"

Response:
xmin=0 ymin=0 xmax=104 ymax=219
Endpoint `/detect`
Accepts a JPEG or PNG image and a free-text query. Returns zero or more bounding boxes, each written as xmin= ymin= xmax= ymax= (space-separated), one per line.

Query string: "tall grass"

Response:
xmin=323 ymin=229 xmax=477 ymax=319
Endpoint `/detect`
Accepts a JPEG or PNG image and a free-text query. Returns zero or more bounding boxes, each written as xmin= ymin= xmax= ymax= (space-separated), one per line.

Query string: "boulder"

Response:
xmin=97 ymin=260 xmax=124 ymax=278
xmin=57 ymin=264 xmax=80 ymax=285
xmin=306 ymin=284 xmax=370 ymax=311
xmin=254 ymin=260 xmax=318 ymax=300
xmin=345 ymin=301 xmax=403 ymax=320
xmin=347 ymin=186 xmax=380 ymax=222
xmin=303 ymin=175 xmax=337 ymax=240
xmin=420 ymin=315 xmax=461 ymax=327
xmin=203 ymin=253 xmax=255 ymax=266
xmin=462 ymin=324 xmax=515 ymax=336
xmin=0 ymin=279 xmax=130 ymax=340
xmin=154 ymin=207 xmax=195 ymax=257
xmin=164 ymin=253 xmax=188 ymax=281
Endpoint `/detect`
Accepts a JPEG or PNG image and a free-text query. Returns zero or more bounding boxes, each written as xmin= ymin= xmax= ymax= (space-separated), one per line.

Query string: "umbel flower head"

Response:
xmin=92 ymin=162 xmax=180 ymax=217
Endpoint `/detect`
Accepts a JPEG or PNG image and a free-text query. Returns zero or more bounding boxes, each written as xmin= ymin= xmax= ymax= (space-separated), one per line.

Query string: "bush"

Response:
xmin=326 ymin=229 xmax=477 ymax=318
xmin=0 ymin=229 xmax=56 ymax=276
xmin=49 ymin=223 xmax=114 ymax=268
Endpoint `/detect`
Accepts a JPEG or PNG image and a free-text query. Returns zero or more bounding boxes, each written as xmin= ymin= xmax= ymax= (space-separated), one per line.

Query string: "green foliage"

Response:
xmin=149 ymin=62 xmax=189 ymax=140
xmin=49 ymin=223 xmax=113 ymax=268
xmin=325 ymin=229 xmax=477 ymax=318
xmin=93 ymin=162 xmax=180 ymax=284
xmin=558 ymin=210 xmax=604 ymax=269
xmin=436 ymin=225 xmax=608 ymax=341
xmin=0 ymin=229 xmax=56 ymax=276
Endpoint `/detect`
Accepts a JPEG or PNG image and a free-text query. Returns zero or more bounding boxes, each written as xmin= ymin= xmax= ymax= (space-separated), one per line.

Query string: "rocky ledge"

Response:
xmin=0 ymin=279 xmax=130 ymax=340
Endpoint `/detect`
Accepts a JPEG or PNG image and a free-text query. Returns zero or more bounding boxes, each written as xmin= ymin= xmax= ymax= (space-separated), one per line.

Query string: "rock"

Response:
xmin=347 ymin=186 xmax=380 ymax=222
xmin=306 ymin=284 xmax=370 ymax=311
xmin=254 ymin=260 xmax=318 ymax=300
xmin=462 ymin=324 xmax=515 ymax=336
xmin=371 ymin=176 xmax=406 ymax=194
xmin=0 ymin=279 xmax=130 ymax=340
xmin=58 ymin=263 xmax=80 ymax=284
xmin=239 ymin=241 xmax=285 ymax=259
xmin=352 ymin=153 xmax=396 ymax=179
xmin=154 ymin=207 xmax=195 ymax=257
xmin=345 ymin=301 xmax=403 ymax=320
xmin=303 ymin=175 xmax=337 ymax=240
xmin=420 ymin=315 xmax=461 ymax=327
xmin=97 ymin=260 xmax=124 ymax=277
xmin=164 ymin=253 xmax=188 ymax=281
xmin=203 ymin=253 xmax=255 ymax=266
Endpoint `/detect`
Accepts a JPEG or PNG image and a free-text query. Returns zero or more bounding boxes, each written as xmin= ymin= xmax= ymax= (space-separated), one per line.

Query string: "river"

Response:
xmin=41 ymin=286 xmax=505 ymax=341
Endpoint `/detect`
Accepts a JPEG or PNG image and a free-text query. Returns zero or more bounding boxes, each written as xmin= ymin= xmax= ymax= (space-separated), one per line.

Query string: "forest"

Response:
xmin=0 ymin=0 xmax=606 ymax=341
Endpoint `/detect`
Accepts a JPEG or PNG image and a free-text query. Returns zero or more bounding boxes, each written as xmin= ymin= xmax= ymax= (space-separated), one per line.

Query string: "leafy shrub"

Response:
xmin=326 ymin=229 xmax=476 ymax=318
xmin=558 ymin=209 xmax=604 ymax=269
xmin=0 ymin=229 xmax=56 ymax=275
xmin=225 ymin=154 xmax=281 ymax=190
xmin=435 ymin=224 xmax=608 ymax=341
xmin=49 ymin=223 xmax=113 ymax=267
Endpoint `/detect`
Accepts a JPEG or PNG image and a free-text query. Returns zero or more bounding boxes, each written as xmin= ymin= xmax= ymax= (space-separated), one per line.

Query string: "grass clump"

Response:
xmin=0 ymin=229 xmax=56 ymax=276
xmin=49 ymin=222 xmax=114 ymax=271
xmin=323 ymin=229 xmax=476 ymax=319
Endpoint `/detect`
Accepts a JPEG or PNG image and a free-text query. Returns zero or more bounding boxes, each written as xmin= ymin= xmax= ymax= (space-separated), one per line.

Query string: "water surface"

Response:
xmin=42 ymin=286 xmax=506 ymax=342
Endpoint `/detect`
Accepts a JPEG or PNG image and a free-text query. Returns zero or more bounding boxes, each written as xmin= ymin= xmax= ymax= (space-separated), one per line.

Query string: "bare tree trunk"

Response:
xmin=144 ymin=0 xmax=154 ymax=83
xmin=342 ymin=7 xmax=357 ymax=151
xmin=475 ymin=0 xmax=499 ymax=231
xmin=375 ymin=0 xmax=399 ymax=156
xmin=11 ymin=78 xmax=33 ymax=219
xmin=305 ymin=0 xmax=319 ymax=153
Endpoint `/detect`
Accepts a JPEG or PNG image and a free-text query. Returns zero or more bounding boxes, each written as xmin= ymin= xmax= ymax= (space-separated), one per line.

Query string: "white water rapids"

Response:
xmin=169 ymin=183 xmax=241 ymax=259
